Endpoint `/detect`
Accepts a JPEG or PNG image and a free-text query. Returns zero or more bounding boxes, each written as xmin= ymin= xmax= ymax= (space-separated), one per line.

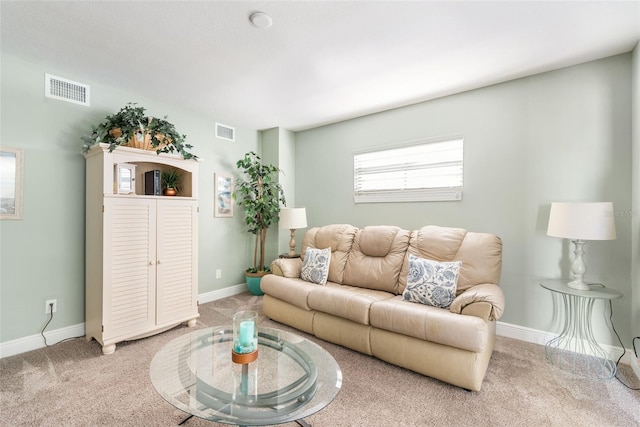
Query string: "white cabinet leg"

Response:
xmin=187 ymin=319 xmax=197 ymax=327
xmin=102 ymin=344 xmax=116 ymax=355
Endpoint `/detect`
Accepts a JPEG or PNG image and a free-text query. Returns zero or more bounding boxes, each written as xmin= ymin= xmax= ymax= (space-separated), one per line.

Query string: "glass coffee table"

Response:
xmin=150 ymin=326 xmax=342 ymax=426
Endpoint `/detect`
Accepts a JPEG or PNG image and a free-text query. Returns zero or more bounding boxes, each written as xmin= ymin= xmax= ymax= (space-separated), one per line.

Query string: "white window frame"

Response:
xmin=353 ymin=135 xmax=463 ymax=203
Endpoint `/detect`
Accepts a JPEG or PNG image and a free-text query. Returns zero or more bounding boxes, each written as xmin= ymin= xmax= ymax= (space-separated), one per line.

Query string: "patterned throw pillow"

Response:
xmin=300 ymin=247 xmax=331 ymax=285
xmin=402 ymin=254 xmax=461 ymax=309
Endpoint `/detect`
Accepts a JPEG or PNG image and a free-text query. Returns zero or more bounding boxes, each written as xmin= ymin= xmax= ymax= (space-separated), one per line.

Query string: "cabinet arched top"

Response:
xmin=83 ymin=143 xmax=199 ymax=172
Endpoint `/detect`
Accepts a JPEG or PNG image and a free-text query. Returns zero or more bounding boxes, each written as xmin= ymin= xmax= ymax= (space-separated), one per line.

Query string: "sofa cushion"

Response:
xmin=453 ymin=232 xmax=503 ymax=293
xmin=307 ymin=282 xmax=394 ymax=325
xmin=370 ymin=296 xmax=488 ymax=353
xmin=400 ymin=225 xmax=502 ymax=295
xmin=301 ymin=224 xmax=358 ymax=284
xmin=402 ymin=255 xmax=461 ymax=309
xmin=343 ymin=226 xmax=411 ymax=294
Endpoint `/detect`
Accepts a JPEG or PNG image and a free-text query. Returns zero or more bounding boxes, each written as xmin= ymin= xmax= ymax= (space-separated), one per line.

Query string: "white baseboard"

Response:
xmin=0 ymin=323 xmax=86 ymax=359
xmin=496 ymin=321 xmax=638 ymax=370
xmin=198 ymin=283 xmax=248 ymax=304
xmin=496 ymin=321 xmax=553 ymax=347
xmin=0 ymin=284 xmax=249 ymax=359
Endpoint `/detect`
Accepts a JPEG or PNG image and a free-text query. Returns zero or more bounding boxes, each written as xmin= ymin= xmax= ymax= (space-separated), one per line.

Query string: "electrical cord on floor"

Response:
xmin=40 ymin=302 xmax=83 ymax=347
xmin=609 ymin=299 xmax=640 ymax=390
xmin=613 ymin=337 xmax=640 ymax=390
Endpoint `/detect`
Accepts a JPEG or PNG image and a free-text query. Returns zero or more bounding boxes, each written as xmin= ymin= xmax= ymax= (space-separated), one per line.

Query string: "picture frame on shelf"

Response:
xmin=214 ymin=173 xmax=233 ymax=217
xmin=114 ymin=162 xmax=137 ymax=195
xmin=0 ymin=147 xmax=24 ymax=220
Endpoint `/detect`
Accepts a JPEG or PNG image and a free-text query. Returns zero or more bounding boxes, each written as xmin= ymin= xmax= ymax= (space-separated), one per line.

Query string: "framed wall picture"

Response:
xmin=214 ymin=173 xmax=233 ymax=217
xmin=0 ymin=147 xmax=24 ymax=220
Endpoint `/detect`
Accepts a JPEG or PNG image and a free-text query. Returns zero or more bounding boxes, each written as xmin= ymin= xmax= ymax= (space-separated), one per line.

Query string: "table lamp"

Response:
xmin=279 ymin=207 xmax=307 ymax=257
xmin=546 ymin=202 xmax=616 ymax=290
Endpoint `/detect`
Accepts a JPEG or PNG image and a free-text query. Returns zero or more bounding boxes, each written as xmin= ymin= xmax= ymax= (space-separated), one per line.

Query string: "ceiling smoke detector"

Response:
xmin=249 ymin=11 xmax=272 ymax=29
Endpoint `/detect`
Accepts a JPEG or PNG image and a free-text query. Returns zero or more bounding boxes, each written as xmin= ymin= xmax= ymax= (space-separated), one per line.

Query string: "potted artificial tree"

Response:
xmin=233 ymin=151 xmax=286 ymax=295
xmin=81 ymin=102 xmax=197 ymax=160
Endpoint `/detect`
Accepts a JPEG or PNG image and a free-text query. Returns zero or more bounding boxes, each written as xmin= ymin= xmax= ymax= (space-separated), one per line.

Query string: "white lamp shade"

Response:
xmin=547 ymin=202 xmax=616 ymax=240
xmin=279 ymin=207 xmax=307 ymax=229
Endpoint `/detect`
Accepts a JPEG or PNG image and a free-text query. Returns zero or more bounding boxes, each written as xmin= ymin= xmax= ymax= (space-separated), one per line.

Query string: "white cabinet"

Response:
xmin=84 ymin=144 xmax=199 ymax=354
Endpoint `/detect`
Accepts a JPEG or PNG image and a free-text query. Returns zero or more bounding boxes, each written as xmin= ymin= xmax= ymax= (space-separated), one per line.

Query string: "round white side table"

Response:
xmin=540 ymin=280 xmax=623 ymax=379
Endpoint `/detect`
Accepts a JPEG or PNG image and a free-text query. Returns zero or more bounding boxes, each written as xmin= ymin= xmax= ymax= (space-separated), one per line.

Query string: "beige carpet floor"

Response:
xmin=1 ymin=292 xmax=639 ymax=426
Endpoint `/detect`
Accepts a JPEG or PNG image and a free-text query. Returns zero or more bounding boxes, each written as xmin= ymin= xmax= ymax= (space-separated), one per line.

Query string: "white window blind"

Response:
xmin=353 ymin=137 xmax=463 ymax=203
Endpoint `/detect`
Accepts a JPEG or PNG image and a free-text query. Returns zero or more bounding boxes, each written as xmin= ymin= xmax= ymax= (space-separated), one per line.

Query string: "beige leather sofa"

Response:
xmin=261 ymin=224 xmax=504 ymax=391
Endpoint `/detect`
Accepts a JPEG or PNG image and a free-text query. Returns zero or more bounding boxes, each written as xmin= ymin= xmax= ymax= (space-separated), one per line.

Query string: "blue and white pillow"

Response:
xmin=301 ymin=247 xmax=331 ymax=285
xmin=402 ymin=254 xmax=461 ymax=309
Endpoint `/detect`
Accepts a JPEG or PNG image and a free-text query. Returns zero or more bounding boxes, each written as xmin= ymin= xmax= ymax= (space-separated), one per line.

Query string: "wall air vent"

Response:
xmin=45 ymin=73 xmax=90 ymax=106
xmin=215 ymin=123 xmax=235 ymax=141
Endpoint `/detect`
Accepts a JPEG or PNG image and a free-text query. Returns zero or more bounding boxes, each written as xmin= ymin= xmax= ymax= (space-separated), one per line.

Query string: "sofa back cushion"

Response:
xmin=400 ymin=225 xmax=502 ymax=295
xmin=301 ymin=224 xmax=358 ymax=284
xmin=343 ymin=225 xmax=411 ymax=293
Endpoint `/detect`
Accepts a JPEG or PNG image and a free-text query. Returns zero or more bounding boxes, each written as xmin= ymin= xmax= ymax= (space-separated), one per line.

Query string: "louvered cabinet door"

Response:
xmin=155 ymin=199 xmax=198 ymax=326
xmin=103 ymin=197 xmax=157 ymax=340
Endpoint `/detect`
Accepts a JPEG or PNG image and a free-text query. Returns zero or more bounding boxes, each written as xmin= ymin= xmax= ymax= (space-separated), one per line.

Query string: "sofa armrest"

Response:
xmin=271 ymin=258 xmax=303 ymax=278
xmin=449 ymin=284 xmax=505 ymax=321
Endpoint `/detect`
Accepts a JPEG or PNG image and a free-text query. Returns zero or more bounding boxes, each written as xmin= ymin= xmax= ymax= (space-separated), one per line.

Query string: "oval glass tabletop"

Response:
xmin=150 ymin=326 xmax=342 ymax=426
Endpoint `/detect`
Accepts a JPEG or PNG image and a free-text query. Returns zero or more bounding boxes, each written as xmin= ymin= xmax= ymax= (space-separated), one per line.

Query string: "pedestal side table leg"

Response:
xmin=545 ymin=294 xmax=617 ymax=379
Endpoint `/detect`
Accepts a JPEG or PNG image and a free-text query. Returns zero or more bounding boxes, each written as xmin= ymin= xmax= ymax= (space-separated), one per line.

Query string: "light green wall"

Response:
xmin=294 ymin=54 xmax=635 ymax=346
xmin=260 ymin=128 xmax=281 ymax=264
xmin=632 ymin=42 xmax=640 ymax=343
xmin=261 ymin=127 xmax=299 ymax=257
xmin=275 ymin=128 xmax=298 ymax=255
xmin=0 ymin=53 xmax=260 ymax=342
xmin=2 ymin=50 xmax=637 ymax=350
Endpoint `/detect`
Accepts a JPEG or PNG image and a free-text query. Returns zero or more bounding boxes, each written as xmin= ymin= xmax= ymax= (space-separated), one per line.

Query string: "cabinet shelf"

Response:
xmin=84 ymin=144 xmax=199 ymax=198
xmin=104 ymin=194 xmax=198 ymax=200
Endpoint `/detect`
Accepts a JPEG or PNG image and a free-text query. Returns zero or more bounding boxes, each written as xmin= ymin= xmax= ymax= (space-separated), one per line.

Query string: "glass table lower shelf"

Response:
xmin=150 ymin=326 xmax=342 ymax=426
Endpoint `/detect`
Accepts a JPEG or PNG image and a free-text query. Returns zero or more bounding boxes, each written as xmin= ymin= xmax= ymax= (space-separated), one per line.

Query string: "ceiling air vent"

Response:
xmin=45 ymin=73 xmax=90 ymax=106
xmin=216 ymin=123 xmax=235 ymax=141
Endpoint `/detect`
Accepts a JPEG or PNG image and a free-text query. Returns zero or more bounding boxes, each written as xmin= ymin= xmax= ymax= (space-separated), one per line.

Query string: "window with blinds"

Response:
xmin=353 ymin=136 xmax=463 ymax=203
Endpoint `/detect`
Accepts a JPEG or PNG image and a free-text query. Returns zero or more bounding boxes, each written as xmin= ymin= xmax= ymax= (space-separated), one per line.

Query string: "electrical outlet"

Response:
xmin=45 ymin=299 xmax=57 ymax=314
xmin=216 ymin=269 xmax=222 ymax=279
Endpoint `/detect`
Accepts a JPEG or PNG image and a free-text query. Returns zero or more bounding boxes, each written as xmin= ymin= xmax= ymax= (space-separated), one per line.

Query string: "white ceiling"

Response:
xmin=2 ymin=1 xmax=639 ymax=131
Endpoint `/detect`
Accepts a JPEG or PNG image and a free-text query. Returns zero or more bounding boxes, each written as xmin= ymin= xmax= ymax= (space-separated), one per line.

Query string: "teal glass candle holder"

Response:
xmin=232 ymin=310 xmax=258 ymax=363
